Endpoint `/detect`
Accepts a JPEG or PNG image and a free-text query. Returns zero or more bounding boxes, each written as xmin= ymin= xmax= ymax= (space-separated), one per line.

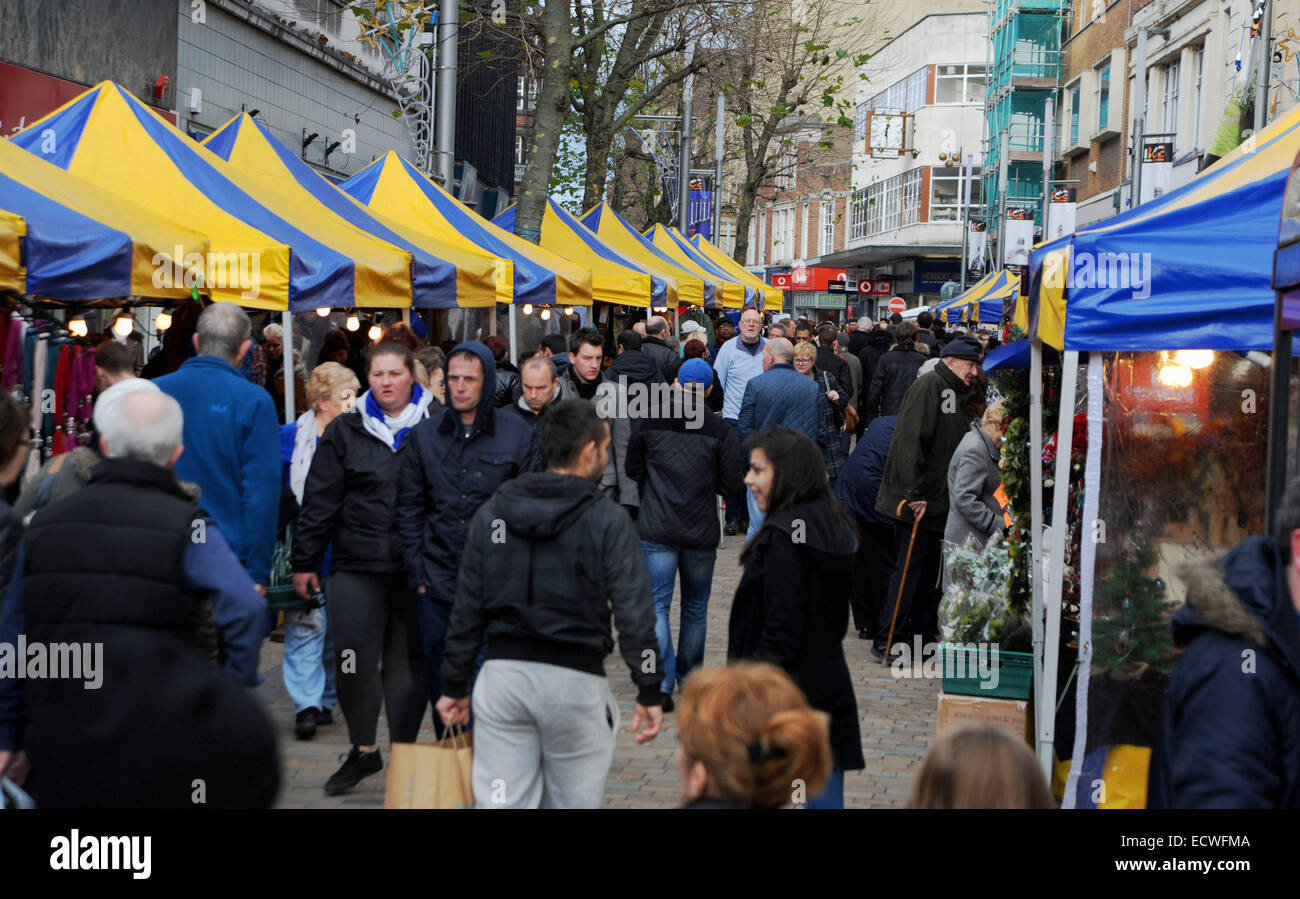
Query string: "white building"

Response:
xmin=823 ymin=12 xmax=990 ymax=310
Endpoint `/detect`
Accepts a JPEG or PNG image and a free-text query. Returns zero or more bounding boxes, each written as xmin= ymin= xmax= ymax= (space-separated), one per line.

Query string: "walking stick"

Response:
xmin=884 ymin=499 xmax=921 ymax=663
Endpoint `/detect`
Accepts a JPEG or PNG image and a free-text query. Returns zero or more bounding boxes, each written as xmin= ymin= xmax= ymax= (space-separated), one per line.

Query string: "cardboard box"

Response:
xmin=936 ymin=691 xmax=1033 ymax=746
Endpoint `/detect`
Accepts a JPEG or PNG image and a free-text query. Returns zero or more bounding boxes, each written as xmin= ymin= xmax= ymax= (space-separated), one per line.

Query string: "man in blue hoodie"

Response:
xmin=396 ymin=341 xmax=541 ymax=733
xmin=155 ymin=302 xmax=280 ymax=592
xmin=1148 ymin=478 xmax=1300 ymax=809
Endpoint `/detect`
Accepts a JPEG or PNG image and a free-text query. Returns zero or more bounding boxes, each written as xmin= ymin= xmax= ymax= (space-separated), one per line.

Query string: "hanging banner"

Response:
xmin=1003 ymin=218 xmax=1035 ymax=267
xmin=687 ymin=176 xmax=713 ymax=240
xmin=1140 ymin=143 xmax=1173 ymax=204
xmin=968 ymin=221 xmax=988 ymax=276
xmin=1047 ymin=188 xmax=1077 ymax=241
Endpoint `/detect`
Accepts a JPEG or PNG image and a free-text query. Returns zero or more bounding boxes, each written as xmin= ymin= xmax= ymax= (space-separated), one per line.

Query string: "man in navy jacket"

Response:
xmin=396 ymin=341 xmax=541 ymax=729
xmin=155 ymin=302 xmax=280 ymax=591
xmin=737 ymin=337 xmax=824 ymax=540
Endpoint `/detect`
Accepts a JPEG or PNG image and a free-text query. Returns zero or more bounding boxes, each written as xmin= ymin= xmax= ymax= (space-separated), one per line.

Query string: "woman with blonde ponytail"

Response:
xmin=677 ymin=663 xmax=833 ymax=809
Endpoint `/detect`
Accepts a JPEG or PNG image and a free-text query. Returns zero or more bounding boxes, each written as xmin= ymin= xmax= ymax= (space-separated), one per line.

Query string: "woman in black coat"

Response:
xmin=728 ymin=426 xmax=864 ymax=808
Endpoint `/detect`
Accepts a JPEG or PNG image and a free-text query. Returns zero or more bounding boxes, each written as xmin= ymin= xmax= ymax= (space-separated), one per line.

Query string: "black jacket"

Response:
xmin=605 ymin=348 xmax=665 ymax=387
xmin=292 ymin=409 xmax=417 ymax=575
xmin=0 ymin=499 xmax=20 ymax=616
xmin=493 ymin=359 xmax=521 ymax=408
xmin=626 ymin=394 xmax=741 ymax=550
xmin=875 ymin=361 xmax=975 ymax=534
xmin=1148 ymin=537 xmax=1300 ymax=808
xmin=21 ymin=459 xmax=278 ymax=808
xmin=856 ymin=329 xmax=894 ymax=394
xmin=863 ymin=343 xmax=928 ymax=422
xmin=442 ymin=471 xmax=662 ymax=706
xmin=815 ymin=345 xmax=853 ymax=409
xmin=396 ymin=341 xmax=542 ymax=602
xmin=728 ymin=500 xmax=864 ymax=772
xmin=640 ymin=335 xmax=680 ymax=383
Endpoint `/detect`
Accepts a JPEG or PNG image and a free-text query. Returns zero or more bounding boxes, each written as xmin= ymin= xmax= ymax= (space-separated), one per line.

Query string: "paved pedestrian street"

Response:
xmin=260 ymin=538 xmax=938 ymax=809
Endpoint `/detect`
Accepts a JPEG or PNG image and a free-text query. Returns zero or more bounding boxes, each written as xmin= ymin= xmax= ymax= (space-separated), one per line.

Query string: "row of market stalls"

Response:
xmin=0 ymin=80 xmax=765 ymax=421
xmin=995 ymin=99 xmax=1300 ymax=807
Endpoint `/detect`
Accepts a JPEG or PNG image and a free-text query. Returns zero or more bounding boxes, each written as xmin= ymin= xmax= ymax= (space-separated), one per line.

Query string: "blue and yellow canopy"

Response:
xmin=645 ymin=224 xmax=747 ymax=309
xmin=1027 ymin=101 xmax=1300 ymax=351
xmin=8 ymin=81 xmax=393 ymax=310
xmin=340 ymin=152 xmax=590 ymax=307
xmin=933 ymin=269 xmax=1016 ymax=325
xmin=689 ymin=233 xmax=782 ymax=308
xmin=493 ymin=198 xmax=661 ymax=308
xmin=0 ymin=135 xmax=207 ymax=300
xmin=580 ymin=204 xmax=711 ymax=307
xmin=203 ymin=114 xmax=502 ymax=309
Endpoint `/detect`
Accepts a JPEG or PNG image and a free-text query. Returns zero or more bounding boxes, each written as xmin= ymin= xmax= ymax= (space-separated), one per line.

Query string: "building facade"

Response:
xmin=814 ymin=12 xmax=989 ymax=316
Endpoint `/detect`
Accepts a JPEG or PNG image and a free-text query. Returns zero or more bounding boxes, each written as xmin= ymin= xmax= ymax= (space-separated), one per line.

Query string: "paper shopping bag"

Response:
xmin=384 ymin=727 xmax=474 ymax=809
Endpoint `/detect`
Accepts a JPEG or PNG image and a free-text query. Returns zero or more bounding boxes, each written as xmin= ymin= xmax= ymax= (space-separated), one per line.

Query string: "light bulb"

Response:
xmin=113 ymin=314 xmax=135 ymax=337
xmin=316 ymin=306 xmax=332 ymax=317
xmin=68 ymin=318 xmax=88 ymax=338
xmin=1158 ymin=363 xmax=1193 ymax=388
xmin=346 ymin=315 xmax=360 ymax=332
xmin=522 ymin=303 xmax=533 ymax=315
xmin=540 ymin=308 xmax=551 ymax=321
xmin=155 ymin=310 xmax=172 ymax=331
xmin=1173 ymin=349 xmax=1214 ymax=370
xmin=564 ymin=306 xmax=574 ymax=316
xmin=368 ymin=324 xmax=383 ymax=341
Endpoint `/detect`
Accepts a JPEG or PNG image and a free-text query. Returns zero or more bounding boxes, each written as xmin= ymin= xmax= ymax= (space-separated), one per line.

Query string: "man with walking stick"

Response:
xmin=871 ymin=337 xmax=984 ymax=662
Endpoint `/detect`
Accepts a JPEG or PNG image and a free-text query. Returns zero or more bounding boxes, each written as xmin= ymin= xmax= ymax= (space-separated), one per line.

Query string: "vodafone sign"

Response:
xmin=771 ymin=272 xmax=793 ymax=290
xmin=858 ymin=279 xmax=894 ymax=296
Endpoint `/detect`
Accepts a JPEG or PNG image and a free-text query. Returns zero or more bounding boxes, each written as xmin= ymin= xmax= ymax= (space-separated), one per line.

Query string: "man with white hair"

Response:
xmin=156 ymin=302 xmax=280 ymax=595
xmin=0 ymin=390 xmax=276 ymax=807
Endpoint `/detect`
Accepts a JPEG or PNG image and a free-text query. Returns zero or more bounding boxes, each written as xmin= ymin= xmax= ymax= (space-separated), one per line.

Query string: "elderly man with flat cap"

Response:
xmin=871 ymin=335 xmax=984 ymax=661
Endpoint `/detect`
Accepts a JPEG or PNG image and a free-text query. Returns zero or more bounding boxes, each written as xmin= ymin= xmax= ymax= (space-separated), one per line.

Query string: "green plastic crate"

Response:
xmin=940 ymin=645 xmax=1033 ymax=700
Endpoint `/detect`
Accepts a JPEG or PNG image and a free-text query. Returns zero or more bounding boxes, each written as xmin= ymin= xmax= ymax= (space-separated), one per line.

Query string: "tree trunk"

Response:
xmin=514 ymin=0 xmax=572 ymax=244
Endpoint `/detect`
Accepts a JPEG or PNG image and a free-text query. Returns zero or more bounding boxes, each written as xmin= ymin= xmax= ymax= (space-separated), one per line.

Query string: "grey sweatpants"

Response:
xmin=471 ymin=659 xmax=620 ymax=809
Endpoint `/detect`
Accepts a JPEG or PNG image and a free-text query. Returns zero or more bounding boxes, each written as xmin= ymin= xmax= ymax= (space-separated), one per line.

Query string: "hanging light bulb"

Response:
xmin=155 ymin=310 xmax=173 ymax=332
xmin=368 ymin=324 xmax=383 ymax=341
xmin=113 ymin=313 xmax=135 ymax=338
xmin=316 ymin=306 xmax=332 ymax=317
xmin=522 ymin=303 xmax=534 ymax=315
xmin=1158 ymin=363 xmax=1193 ymax=388
xmin=346 ymin=314 xmax=360 ymax=332
xmin=540 ymin=307 xmax=551 ymax=321
xmin=68 ymin=318 xmax=88 ymax=338
xmin=1172 ymin=349 xmax=1214 ymax=370
xmin=563 ymin=306 xmax=574 ymax=316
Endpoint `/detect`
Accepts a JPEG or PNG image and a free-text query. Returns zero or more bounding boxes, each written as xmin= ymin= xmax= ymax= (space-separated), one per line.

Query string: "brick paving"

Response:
xmin=260 ymin=536 xmax=938 ymax=809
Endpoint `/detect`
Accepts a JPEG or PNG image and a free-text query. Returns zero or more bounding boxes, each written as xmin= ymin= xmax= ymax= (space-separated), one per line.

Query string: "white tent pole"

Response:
xmin=508 ymin=304 xmax=518 ymax=366
xmin=1040 ymin=348 xmax=1079 ymax=776
xmin=1030 ymin=338 xmax=1045 ymax=759
xmin=1062 ymin=352 xmax=1103 ymax=807
xmin=282 ymin=310 xmax=295 ymax=424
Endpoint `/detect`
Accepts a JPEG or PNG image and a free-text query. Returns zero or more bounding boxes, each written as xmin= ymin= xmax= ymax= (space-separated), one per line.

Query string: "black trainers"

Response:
xmin=317 ymin=707 xmax=334 ymax=726
xmin=870 ymin=642 xmax=887 ymax=662
xmin=660 ymin=692 xmax=675 ymax=713
xmin=324 ymin=747 xmax=383 ymax=795
xmin=294 ymin=707 xmax=319 ymax=740
xmin=723 ymin=521 xmax=742 ymax=536
xmin=858 ymin=628 xmax=873 ymax=641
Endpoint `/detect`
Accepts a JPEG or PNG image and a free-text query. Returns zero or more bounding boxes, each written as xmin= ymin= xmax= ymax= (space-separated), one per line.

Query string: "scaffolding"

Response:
xmin=983 ymin=0 xmax=1067 ymax=252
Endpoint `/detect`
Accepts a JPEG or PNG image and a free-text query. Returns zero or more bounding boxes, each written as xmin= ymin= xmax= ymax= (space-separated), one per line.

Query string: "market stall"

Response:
xmin=340 ymin=152 xmax=591 ymax=310
xmin=204 ymin=113 xmax=503 ymax=309
xmin=1016 ymin=100 xmax=1300 ymax=808
xmin=579 ymin=203 xmax=711 ymax=308
xmin=11 ymin=81 xmax=376 ymax=311
xmin=645 ymin=223 xmax=748 ymax=309
xmin=688 ymin=233 xmax=783 ymax=309
xmin=933 ymin=269 xmax=1016 ymax=325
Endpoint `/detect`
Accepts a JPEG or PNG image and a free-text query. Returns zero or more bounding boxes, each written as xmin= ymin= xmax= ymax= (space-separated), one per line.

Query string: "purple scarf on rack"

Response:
xmin=2 ymin=317 xmax=23 ymax=393
xmin=70 ymin=349 xmax=95 ymax=429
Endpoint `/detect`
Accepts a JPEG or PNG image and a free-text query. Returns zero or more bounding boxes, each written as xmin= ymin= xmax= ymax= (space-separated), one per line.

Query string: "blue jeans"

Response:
xmin=746 ymin=488 xmax=765 ymax=542
xmin=419 ymin=594 xmax=487 ymax=739
xmin=640 ymin=541 xmax=716 ymax=695
xmin=282 ymin=579 xmax=337 ymax=714
xmin=806 ymin=768 xmax=845 ymax=809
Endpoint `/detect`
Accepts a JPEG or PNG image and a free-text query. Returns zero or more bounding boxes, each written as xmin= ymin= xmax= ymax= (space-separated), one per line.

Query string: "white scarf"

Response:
xmin=289 ymin=410 xmax=318 ymax=505
xmin=360 ymin=383 xmax=433 ymax=451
